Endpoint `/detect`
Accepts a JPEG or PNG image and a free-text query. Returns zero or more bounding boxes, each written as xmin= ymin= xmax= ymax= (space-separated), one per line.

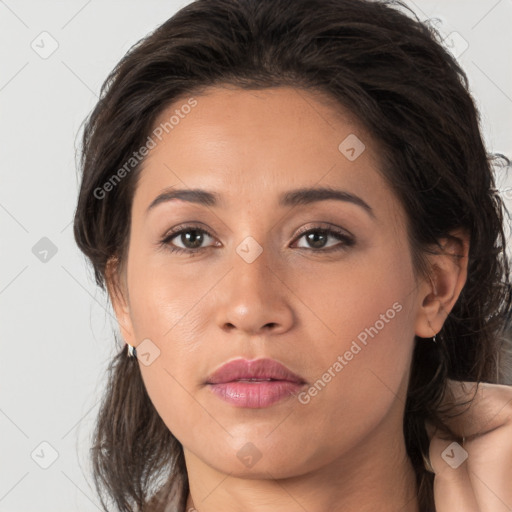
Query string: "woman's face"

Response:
xmin=111 ymin=86 xmax=430 ymax=480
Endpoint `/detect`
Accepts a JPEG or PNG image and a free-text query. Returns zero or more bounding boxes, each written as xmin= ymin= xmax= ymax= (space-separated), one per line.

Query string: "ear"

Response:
xmin=105 ymin=256 xmax=136 ymax=345
xmin=414 ymin=228 xmax=470 ymax=338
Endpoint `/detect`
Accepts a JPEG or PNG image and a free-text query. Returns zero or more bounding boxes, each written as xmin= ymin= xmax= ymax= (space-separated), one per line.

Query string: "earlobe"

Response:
xmin=415 ymin=229 xmax=470 ymax=339
xmin=105 ymin=257 xmax=136 ymax=345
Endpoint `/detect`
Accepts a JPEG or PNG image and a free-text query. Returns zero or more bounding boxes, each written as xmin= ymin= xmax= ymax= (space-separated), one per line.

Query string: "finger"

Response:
xmin=429 ymin=435 xmax=480 ymax=512
xmin=466 ymin=427 xmax=512 ymax=511
xmin=430 ymin=427 xmax=512 ymax=512
xmin=439 ymin=381 xmax=512 ymax=439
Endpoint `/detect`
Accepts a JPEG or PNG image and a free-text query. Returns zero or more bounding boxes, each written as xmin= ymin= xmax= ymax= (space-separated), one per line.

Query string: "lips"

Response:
xmin=205 ymin=358 xmax=306 ymax=408
xmin=205 ymin=357 xmax=306 ymax=385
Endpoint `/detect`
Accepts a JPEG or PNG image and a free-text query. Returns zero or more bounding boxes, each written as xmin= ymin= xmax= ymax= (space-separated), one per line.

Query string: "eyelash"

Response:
xmin=159 ymin=223 xmax=355 ymax=256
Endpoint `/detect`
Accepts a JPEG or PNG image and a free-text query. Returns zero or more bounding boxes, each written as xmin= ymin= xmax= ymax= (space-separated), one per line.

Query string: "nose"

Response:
xmin=214 ymin=244 xmax=295 ymax=336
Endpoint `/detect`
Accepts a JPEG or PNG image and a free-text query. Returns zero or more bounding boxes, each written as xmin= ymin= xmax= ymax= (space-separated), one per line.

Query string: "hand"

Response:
xmin=427 ymin=379 xmax=512 ymax=512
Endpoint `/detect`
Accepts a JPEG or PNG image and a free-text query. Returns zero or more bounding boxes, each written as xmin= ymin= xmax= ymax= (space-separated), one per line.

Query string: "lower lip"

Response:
xmin=207 ymin=380 xmax=305 ymax=408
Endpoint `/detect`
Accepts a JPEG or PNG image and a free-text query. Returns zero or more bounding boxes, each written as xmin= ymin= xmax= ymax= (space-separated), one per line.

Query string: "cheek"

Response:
xmin=125 ymin=247 xmax=208 ymax=344
xmin=291 ymin=241 xmax=417 ymax=416
xmin=291 ymin=238 xmax=416 ymax=356
xmin=125 ymin=250 xmax=221 ymax=434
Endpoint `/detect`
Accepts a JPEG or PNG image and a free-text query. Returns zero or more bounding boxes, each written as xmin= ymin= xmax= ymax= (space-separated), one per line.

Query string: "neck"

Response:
xmin=183 ymin=419 xmax=419 ymax=512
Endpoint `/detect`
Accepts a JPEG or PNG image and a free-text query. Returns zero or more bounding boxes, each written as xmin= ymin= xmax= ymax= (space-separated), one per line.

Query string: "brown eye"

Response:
xmin=293 ymin=227 xmax=355 ymax=251
xmin=175 ymin=229 xmax=207 ymax=249
xmin=303 ymin=230 xmax=330 ymax=249
xmin=161 ymin=225 xmax=216 ymax=254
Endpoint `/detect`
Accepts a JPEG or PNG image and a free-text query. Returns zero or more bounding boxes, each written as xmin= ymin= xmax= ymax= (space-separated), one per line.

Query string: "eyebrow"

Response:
xmin=146 ymin=186 xmax=375 ymax=219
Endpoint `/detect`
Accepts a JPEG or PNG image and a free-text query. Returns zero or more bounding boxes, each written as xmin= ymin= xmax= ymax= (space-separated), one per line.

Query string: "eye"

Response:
xmin=292 ymin=225 xmax=355 ymax=251
xmin=160 ymin=224 xmax=217 ymax=254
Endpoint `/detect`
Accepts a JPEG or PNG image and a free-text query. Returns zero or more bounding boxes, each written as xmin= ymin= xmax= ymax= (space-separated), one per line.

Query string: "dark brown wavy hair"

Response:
xmin=73 ymin=0 xmax=512 ymax=510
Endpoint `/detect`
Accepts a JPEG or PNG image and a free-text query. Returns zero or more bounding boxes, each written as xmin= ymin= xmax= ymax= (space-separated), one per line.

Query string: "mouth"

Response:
xmin=205 ymin=357 xmax=306 ymax=408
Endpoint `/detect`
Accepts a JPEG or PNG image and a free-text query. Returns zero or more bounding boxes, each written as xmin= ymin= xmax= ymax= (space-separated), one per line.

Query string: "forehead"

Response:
xmin=133 ymin=86 xmax=395 ymax=216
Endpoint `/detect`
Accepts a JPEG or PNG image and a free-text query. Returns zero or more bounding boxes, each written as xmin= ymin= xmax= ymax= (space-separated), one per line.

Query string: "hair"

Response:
xmin=73 ymin=0 xmax=512 ymax=510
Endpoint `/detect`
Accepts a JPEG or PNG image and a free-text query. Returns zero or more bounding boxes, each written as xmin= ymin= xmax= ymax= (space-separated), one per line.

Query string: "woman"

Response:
xmin=73 ymin=0 xmax=512 ymax=510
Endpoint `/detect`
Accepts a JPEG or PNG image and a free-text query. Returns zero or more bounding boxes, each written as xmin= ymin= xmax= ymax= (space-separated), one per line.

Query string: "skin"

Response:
xmin=428 ymin=380 xmax=512 ymax=511
xmin=106 ymin=85 xmax=469 ymax=512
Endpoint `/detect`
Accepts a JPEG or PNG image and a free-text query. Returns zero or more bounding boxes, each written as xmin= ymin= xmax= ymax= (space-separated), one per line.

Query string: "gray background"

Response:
xmin=1 ymin=1 xmax=511 ymax=510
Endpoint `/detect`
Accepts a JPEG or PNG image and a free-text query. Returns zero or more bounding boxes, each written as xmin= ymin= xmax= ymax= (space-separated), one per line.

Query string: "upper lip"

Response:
xmin=206 ymin=358 xmax=306 ymax=385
